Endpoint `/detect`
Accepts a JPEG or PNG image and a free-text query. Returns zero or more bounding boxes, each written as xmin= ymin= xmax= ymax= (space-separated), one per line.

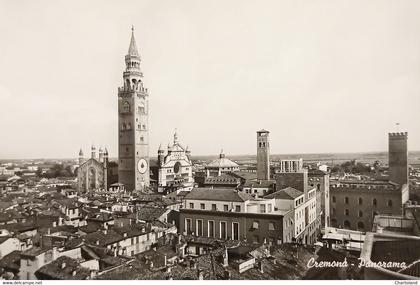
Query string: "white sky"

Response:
xmin=0 ymin=0 xmax=419 ymax=159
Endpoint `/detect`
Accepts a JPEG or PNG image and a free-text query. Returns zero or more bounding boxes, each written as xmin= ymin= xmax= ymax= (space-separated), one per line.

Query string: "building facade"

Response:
xmin=179 ymin=188 xmax=293 ymax=245
xmin=157 ymin=131 xmax=194 ymax=193
xmin=77 ymin=146 xmax=108 ymax=192
xmin=118 ymin=27 xmax=150 ymax=191
xmin=330 ymin=132 xmax=410 ymax=231
xmin=308 ymin=169 xmax=330 ymax=228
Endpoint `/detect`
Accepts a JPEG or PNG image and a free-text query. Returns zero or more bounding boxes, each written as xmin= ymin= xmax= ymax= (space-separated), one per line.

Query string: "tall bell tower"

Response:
xmin=118 ymin=27 xmax=150 ymax=191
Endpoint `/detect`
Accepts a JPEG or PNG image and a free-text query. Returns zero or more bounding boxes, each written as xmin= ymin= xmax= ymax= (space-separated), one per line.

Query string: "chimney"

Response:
xmin=164 ymin=255 xmax=167 ymax=267
xmin=72 ymin=270 xmax=77 ymax=277
xmin=103 ymin=229 xmax=107 ymax=235
xmin=223 ymin=270 xmax=231 ymax=280
xmin=123 ymin=232 xmax=128 ymax=238
xmin=223 ymin=247 xmax=229 ymax=267
xmin=47 ymin=228 xmax=51 ymax=235
xmin=90 ymin=271 xmax=97 ymax=279
xmin=61 ymin=262 xmax=66 ymax=269
xmin=149 ymin=261 xmax=154 ymax=269
xmin=198 ymin=269 xmax=204 ymax=280
xmin=104 ymin=223 xmax=108 ymax=230
xmin=96 ymin=240 xmax=100 ymax=246
xmin=259 ymin=261 xmax=264 ymax=273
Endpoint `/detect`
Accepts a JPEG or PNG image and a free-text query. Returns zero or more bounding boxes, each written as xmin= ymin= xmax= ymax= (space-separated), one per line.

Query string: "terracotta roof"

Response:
xmin=36 ymin=256 xmax=90 ymax=280
xmin=83 ymin=230 xmax=123 ymax=247
xmin=136 ymin=207 xmax=168 ymax=222
xmin=265 ymin=187 xmax=303 ymax=200
xmin=21 ymin=246 xmax=50 ymax=257
xmin=206 ymin=156 xmax=239 ymax=169
xmin=185 ymin=188 xmax=253 ymax=202
xmin=242 ymin=179 xmax=276 ymax=188
xmin=0 ymin=250 xmax=21 ymax=272
xmin=204 ymin=175 xmax=240 ymax=185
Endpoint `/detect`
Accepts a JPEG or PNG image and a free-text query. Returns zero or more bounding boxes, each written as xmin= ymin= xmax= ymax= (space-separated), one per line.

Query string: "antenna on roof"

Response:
xmin=396 ymin=122 xmax=400 ymax=132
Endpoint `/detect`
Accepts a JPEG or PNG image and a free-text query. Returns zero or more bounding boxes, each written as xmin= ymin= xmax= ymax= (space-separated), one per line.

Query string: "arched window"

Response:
xmin=358 ymin=197 xmax=363 ymax=205
xmin=344 ymin=220 xmax=351 ymax=229
xmin=373 ymin=198 xmax=377 ymax=206
xmin=388 ymin=200 xmax=393 ymax=207
xmin=122 ymin=101 xmax=130 ymax=113
xmin=357 ymin=221 xmax=365 ymax=230
xmin=358 ymin=210 xmax=363 ymax=217
xmin=332 ymin=196 xmax=336 ymax=203
xmin=344 ymin=197 xmax=349 ymax=204
xmin=122 ymin=123 xmax=126 ymax=130
xmin=138 ymin=102 xmax=145 ymax=114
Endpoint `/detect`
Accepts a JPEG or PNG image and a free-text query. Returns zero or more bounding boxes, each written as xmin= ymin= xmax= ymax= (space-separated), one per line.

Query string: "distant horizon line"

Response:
xmin=1 ymin=149 xmax=420 ymax=162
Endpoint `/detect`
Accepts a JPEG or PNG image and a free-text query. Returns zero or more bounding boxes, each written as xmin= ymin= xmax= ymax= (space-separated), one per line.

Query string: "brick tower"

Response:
xmin=257 ymin=129 xmax=270 ymax=180
xmin=118 ymin=27 xmax=150 ymax=191
xmin=388 ymin=132 xmax=408 ymax=186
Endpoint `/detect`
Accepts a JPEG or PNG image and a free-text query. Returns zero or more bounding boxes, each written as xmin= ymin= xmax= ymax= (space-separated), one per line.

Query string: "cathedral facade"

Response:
xmin=157 ymin=131 xmax=194 ymax=193
xmin=118 ymin=27 xmax=150 ymax=191
xmin=77 ymin=146 xmax=108 ymax=192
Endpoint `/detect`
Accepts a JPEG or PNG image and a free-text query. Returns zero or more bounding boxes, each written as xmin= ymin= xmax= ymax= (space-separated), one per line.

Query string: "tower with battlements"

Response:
xmin=388 ymin=132 xmax=408 ymax=186
xmin=118 ymin=27 xmax=150 ymax=191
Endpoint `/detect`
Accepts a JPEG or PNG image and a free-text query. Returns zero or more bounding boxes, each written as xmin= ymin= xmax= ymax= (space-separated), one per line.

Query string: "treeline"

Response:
xmin=34 ymin=164 xmax=76 ymax=178
xmin=331 ymin=160 xmax=378 ymax=174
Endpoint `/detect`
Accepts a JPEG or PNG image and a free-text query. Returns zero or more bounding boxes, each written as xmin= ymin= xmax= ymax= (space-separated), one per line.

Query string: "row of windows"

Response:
xmin=121 ymin=102 xmax=146 ymax=115
xmin=244 ymin=189 xmax=268 ymax=195
xmin=332 ymin=208 xmax=383 ymax=218
xmin=252 ymin=221 xmax=276 ymax=231
xmin=258 ymin=142 xmax=269 ymax=148
xmin=188 ymin=202 xmax=273 ymax=214
xmin=295 ymin=197 xmax=304 ymax=207
xmin=185 ymin=219 xmax=240 ymax=240
xmin=331 ymin=219 xmax=365 ymax=230
xmin=189 ymin=203 xmax=241 ymax=212
xmin=332 ymin=196 xmax=393 ymax=207
xmin=121 ymin=123 xmax=147 ymax=131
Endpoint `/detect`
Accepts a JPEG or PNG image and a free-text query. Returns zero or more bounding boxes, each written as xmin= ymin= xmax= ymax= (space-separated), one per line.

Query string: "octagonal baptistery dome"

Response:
xmin=205 ymin=150 xmax=240 ymax=177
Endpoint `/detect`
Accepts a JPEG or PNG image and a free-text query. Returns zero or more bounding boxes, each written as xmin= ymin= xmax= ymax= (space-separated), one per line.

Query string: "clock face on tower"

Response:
xmin=137 ymin=159 xmax=148 ymax=174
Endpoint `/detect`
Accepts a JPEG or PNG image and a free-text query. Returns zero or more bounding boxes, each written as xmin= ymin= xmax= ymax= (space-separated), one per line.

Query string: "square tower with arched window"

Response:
xmin=257 ymin=129 xmax=270 ymax=180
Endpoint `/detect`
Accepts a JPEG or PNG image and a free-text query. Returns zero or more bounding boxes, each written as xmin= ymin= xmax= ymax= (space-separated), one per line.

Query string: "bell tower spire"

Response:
xmin=128 ymin=26 xmax=139 ymax=57
xmin=118 ymin=27 xmax=150 ymax=192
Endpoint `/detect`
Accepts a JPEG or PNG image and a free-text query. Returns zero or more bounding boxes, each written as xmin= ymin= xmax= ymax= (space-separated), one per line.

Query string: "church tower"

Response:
xmin=257 ymin=129 xmax=270 ymax=180
xmin=118 ymin=27 xmax=150 ymax=191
